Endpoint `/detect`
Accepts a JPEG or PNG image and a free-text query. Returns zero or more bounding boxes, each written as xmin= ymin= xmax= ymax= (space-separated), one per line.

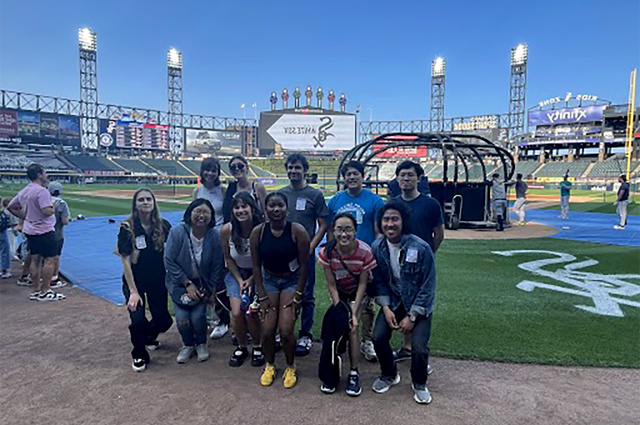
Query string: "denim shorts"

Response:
xmin=224 ymin=270 xmax=253 ymax=299
xmin=263 ymin=269 xmax=299 ymax=294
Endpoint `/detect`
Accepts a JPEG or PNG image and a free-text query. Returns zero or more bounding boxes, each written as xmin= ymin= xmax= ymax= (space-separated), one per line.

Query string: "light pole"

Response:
xmin=78 ymin=27 xmax=98 ymax=151
xmin=430 ymin=57 xmax=446 ymax=132
xmin=167 ymin=47 xmax=183 ymax=155
xmin=509 ymin=43 xmax=528 ymax=138
xmin=240 ymin=103 xmax=246 ymax=119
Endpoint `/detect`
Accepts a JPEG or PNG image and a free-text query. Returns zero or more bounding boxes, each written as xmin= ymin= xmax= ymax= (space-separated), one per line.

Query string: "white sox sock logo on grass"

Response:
xmin=492 ymin=250 xmax=640 ymax=317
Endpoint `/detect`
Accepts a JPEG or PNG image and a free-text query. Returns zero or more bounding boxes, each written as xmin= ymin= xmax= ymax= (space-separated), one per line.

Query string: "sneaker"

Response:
xmin=614 ymin=225 xmax=625 ymax=230
xmin=283 ymin=366 xmax=297 ymax=389
xmin=132 ymin=358 xmax=148 ymax=372
xmin=210 ymin=323 xmax=229 ymax=339
xmin=1 ymin=271 xmax=12 ymax=279
xmin=360 ymin=340 xmax=377 ymax=362
xmin=17 ymin=276 xmax=33 ymax=286
xmin=145 ymin=340 xmax=161 ymax=351
xmin=320 ymin=383 xmax=336 ymax=394
xmin=231 ymin=332 xmax=238 ymax=346
xmin=195 ymin=343 xmax=210 ymax=362
xmin=519 ymin=221 xmax=526 ymax=226
xmin=29 ymin=291 xmax=41 ymax=300
xmin=229 ymin=346 xmax=248 ymax=367
xmin=38 ymin=289 xmax=65 ymax=301
xmin=346 ymin=371 xmax=362 ymax=397
xmin=428 ymin=363 xmax=434 ymax=375
xmin=295 ymin=335 xmax=312 ymax=357
xmin=372 ymin=373 xmax=401 ymax=394
xmin=251 ymin=347 xmax=266 ymax=367
xmin=393 ymin=347 xmax=412 ymax=363
xmin=260 ymin=364 xmax=276 ymax=386
xmin=176 ymin=346 xmax=196 ymax=364
xmin=412 ymin=383 xmax=432 ymax=404
xmin=50 ymin=279 xmax=67 ymax=289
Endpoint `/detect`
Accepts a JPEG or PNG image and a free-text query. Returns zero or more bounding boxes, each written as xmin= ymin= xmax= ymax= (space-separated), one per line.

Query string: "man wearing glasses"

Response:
xmin=278 ymin=154 xmax=329 ymax=356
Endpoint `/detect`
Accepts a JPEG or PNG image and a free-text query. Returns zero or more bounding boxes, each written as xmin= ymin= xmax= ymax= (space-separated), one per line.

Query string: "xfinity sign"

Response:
xmin=260 ymin=109 xmax=356 ymax=152
xmin=528 ymin=105 xmax=606 ymax=126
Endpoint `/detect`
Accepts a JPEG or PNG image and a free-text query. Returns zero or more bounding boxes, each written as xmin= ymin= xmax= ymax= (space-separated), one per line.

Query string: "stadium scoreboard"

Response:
xmin=99 ymin=119 xmax=169 ymax=150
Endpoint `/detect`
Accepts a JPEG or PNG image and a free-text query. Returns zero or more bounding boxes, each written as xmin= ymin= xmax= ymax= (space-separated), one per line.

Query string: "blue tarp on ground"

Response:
xmin=61 ymin=208 xmax=638 ymax=306
xmin=60 ymin=211 xmax=184 ymax=305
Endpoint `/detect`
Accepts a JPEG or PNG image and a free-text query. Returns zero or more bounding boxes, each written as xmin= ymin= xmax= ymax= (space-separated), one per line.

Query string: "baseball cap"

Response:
xmin=48 ymin=181 xmax=63 ymax=195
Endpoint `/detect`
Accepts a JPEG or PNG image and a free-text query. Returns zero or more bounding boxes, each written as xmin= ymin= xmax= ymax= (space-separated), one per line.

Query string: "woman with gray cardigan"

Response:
xmin=164 ymin=198 xmax=224 ymax=364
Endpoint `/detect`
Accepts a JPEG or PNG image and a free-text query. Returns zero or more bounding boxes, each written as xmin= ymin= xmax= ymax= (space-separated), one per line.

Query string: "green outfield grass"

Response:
xmin=540 ymin=201 xmax=639 ymax=215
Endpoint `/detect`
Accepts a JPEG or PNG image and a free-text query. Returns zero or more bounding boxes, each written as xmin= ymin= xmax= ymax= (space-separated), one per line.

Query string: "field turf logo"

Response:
xmin=493 ymin=250 xmax=640 ymax=317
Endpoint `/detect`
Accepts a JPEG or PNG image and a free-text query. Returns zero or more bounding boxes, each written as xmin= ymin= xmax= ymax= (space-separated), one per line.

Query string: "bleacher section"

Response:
xmin=141 ymin=159 xmax=194 ymax=176
xmin=535 ymin=161 xmax=590 ymax=178
xmin=0 ymin=152 xmax=70 ymax=172
xmin=111 ymin=158 xmax=158 ymax=175
xmin=428 ymin=164 xmax=443 ymax=180
xmin=64 ymin=155 xmax=121 ymax=172
xmin=250 ymin=165 xmax=275 ymax=177
xmin=588 ymin=159 xmax=638 ymax=178
xmin=514 ymin=161 xmax=540 ymax=178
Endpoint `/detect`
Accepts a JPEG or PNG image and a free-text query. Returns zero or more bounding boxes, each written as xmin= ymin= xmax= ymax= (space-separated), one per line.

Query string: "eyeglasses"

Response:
xmin=334 ymin=227 xmax=355 ymax=235
xmin=230 ymin=163 xmax=245 ymax=172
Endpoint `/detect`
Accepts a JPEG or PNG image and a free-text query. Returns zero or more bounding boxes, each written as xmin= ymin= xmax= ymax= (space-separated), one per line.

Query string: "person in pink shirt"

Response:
xmin=8 ymin=164 xmax=64 ymax=302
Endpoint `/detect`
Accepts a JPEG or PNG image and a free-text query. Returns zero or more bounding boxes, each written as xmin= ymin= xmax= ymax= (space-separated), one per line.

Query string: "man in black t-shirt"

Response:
xmin=615 ymin=174 xmax=630 ymax=230
xmin=391 ymin=160 xmax=444 ymax=366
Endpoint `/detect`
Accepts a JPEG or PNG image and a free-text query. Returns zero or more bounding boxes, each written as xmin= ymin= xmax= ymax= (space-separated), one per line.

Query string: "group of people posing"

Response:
xmin=116 ymin=154 xmax=443 ymax=405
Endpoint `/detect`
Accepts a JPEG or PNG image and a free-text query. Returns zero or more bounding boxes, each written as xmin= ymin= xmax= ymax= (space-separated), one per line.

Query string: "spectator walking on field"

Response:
xmin=512 ymin=173 xmax=528 ymax=225
xmin=0 ymin=198 xmax=16 ymax=279
xmin=8 ymin=164 xmax=64 ymax=301
xmin=559 ymin=175 xmax=572 ymax=220
xmin=48 ymin=182 xmax=70 ymax=288
xmin=614 ymin=174 xmax=630 ymax=230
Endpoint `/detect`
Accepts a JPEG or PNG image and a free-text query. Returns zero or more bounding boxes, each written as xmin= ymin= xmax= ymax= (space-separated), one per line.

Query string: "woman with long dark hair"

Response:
xmin=222 ymin=155 xmax=267 ymax=223
xmin=164 ymin=198 xmax=223 ymax=364
xmin=221 ymin=191 xmax=265 ymax=367
xmin=250 ymin=192 xmax=310 ymax=389
xmin=117 ymin=188 xmax=173 ymax=372
xmin=317 ymin=212 xmax=376 ymax=396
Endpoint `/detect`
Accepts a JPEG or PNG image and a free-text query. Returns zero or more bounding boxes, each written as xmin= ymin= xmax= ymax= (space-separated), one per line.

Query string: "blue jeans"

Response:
xmin=173 ymin=301 xmax=208 ymax=346
xmin=0 ymin=230 xmax=10 ymax=271
xmin=299 ymin=255 xmax=316 ymax=338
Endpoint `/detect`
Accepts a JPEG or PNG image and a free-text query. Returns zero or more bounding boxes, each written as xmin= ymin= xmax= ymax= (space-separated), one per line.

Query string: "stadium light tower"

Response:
xmin=78 ymin=28 xmax=98 ymax=151
xmin=167 ymin=47 xmax=184 ymax=155
xmin=509 ymin=43 xmax=528 ymax=138
xmin=430 ymin=57 xmax=446 ymax=132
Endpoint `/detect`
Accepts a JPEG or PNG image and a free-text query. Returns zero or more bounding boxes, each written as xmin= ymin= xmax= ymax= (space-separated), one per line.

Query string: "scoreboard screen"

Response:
xmin=99 ymin=119 xmax=169 ymax=150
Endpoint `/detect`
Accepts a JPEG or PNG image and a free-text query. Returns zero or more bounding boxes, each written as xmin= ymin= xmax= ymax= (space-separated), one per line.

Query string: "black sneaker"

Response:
xmin=132 ymin=358 xmax=148 ymax=372
xmin=393 ymin=347 xmax=412 ymax=363
xmin=229 ymin=346 xmax=248 ymax=367
xmin=346 ymin=371 xmax=362 ymax=397
xmin=251 ymin=347 xmax=266 ymax=367
xmin=294 ymin=335 xmax=312 ymax=357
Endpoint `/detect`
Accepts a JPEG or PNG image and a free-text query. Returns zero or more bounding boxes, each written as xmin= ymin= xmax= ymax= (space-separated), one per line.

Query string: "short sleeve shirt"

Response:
xmin=318 ymin=240 xmax=376 ymax=294
xmin=560 ymin=181 xmax=572 ymax=197
xmin=117 ymin=218 xmax=172 ymax=286
xmin=395 ymin=194 xmax=443 ymax=250
xmin=327 ymin=190 xmax=385 ymax=246
xmin=52 ymin=197 xmax=70 ymax=241
xmin=278 ymin=185 xmax=328 ymax=239
xmin=8 ymin=182 xmax=55 ymax=235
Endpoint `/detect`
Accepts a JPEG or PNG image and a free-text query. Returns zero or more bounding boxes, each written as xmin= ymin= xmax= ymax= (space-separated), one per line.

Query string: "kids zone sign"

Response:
xmin=528 ymin=105 xmax=606 ymax=126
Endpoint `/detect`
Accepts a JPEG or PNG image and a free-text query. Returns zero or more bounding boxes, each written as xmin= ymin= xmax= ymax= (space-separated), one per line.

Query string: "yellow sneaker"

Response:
xmin=283 ymin=366 xmax=297 ymax=389
xmin=260 ymin=364 xmax=276 ymax=387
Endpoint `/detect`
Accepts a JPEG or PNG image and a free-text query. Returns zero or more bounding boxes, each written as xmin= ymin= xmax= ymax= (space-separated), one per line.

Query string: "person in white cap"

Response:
xmin=48 ymin=181 xmax=70 ymax=288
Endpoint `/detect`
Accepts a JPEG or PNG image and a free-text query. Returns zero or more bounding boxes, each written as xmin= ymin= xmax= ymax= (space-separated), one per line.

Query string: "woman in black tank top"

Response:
xmin=250 ymin=192 xmax=310 ymax=389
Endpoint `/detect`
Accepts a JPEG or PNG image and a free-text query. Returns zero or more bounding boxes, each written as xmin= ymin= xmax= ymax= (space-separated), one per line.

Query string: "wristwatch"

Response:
xmin=408 ymin=313 xmax=417 ymax=323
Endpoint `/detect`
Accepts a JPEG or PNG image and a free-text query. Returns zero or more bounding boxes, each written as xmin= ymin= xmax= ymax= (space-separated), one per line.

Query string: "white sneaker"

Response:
xmin=196 ymin=344 xmax=210 ymax=362
xmin=210 ymin=323 xmax=229 ymax=339
xmin=29 ymin=291 xmax=41 ymax=300
xmin=176 ymin=346 xmax=196 ymax=364
xmin=1 ymin=271 xmax=12 ymax=279
xmin=360 ymin=340 xmax=377 ymax=362
xmin=38 ymin=289 xmax=65 ymax=301
xmin=614 ymin=225 xmax=625 ymax=230
xmin=50 ymin=279 xmax=67 ymax=289
xmin=17 ymin=276 xmax=33 ymax=286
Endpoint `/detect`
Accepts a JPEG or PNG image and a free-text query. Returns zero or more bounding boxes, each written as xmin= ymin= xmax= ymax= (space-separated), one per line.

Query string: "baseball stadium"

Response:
xmin=1 ymin=18 xmax=639 ymax=425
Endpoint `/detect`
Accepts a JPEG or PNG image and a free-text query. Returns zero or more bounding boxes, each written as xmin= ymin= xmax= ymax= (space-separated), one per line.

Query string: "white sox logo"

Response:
xmin=492 ymin=250 xmax=640 ymax=317
xmin=313 ymin=117 xmax=334 ymax=148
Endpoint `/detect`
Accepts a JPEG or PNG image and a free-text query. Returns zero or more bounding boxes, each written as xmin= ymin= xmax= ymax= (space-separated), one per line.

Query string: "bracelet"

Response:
xmin=295 ymin=290 xmax=303 ymax=296
xmin=258 ymin=295 xmax=269 ymax=302
xmin=292 ymin=296 xmax=301 ymax=304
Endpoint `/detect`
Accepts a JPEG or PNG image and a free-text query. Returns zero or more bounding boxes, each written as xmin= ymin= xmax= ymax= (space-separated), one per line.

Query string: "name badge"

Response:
xmin=355 ymin=210 xmax=363 ymax=224
xmin=135 ymin=235 xmax=147 ymax=250
xmin=296 ymin=198 xmax=307 ymax=211
xmin=406 ymin=248 xmax=418 ymax=263
xmin=289 ymin=258 xmax=299 ymax=272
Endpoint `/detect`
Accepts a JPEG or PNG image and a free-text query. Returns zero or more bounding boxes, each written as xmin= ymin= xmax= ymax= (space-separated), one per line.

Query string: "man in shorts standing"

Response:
xmin=328 ymin=160 xmax=385 ymax=361
xmin=8 ymin=164 xmax=64 ymax=301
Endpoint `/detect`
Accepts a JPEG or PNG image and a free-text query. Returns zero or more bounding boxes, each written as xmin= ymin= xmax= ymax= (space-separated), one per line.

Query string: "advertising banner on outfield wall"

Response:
xmin=259 ymin=108 xmax=356 ymax=152
xmin=528 ymin=105 xmax=606 ymax=126
xmin=0 ymin=109 xmax=80 ymax=146
xmin=0 ymin=109 xmax=18 ymax=138
xmin=185 ymin=129 xmax=243 ymax=155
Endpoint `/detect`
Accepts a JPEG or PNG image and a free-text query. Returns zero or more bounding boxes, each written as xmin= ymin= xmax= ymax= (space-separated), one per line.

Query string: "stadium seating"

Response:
xmin=63 ymin=155 xmax=121 ymax=172
xmin=514 ymin=161 xmax=540 ymax=178
xmin=179 ymin=160 xmax=201 ymax=175
xmin=111 ymin=158 xmax=158 ymax=175
xmin=250 ymin=164 xmax=275 ymax=177
xmin=428 ymin=164 xmax=444 ymax=180
xmin=588 ymin=159 xmax=638 ymax=178
xmin=141 ymin=158 xmax=194 ymax=176
xmin=535 ymin=161 xmax=590 ymax=178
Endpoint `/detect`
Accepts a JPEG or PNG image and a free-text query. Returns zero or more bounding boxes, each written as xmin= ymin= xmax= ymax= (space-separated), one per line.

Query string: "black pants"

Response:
xmin=372 ymin=304 xmax=433 ymax=386
xmin=123 ymin=279 xmax=173 ymax=361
